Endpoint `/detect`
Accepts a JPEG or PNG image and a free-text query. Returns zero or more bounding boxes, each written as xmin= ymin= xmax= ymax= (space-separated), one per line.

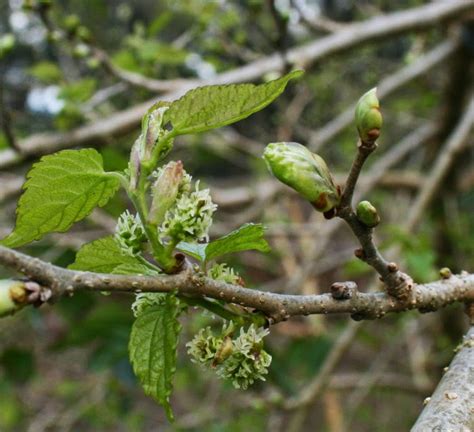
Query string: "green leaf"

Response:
xmin=165 ymin=70 xmax=303 ymax=136
xmin=129 ymin=295 xmax=181 ymax=421
xmin=176 ymin=242 xmax=207 ymax=262
xmin=2 ymin=149 xmax=120 ymax=248
xmin=206 ymin=223 xmax=271 ymax=262
xmin=178 ymin=224 xmax=271 ymax=263
xmin=68 ymin=236 xmax=156 ymax=275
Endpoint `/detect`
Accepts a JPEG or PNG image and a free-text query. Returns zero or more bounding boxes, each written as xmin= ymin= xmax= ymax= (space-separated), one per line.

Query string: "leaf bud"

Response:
xmin=356 ymin=200 xmax=380 ymax=228
xmin=355 ymin=88 xmax=382 ymax=144
xmin=148 ymin=161 xmax=184 ymax=226
xmin=0 ymin=280 xmax=27 ymax=318
xmin=143 ymin=104 xmax=172 ymax=162
xmin=263 ymin=142 xmax=340 ymax=212
xmin=439 ymin=267 xmax=452 ymax=279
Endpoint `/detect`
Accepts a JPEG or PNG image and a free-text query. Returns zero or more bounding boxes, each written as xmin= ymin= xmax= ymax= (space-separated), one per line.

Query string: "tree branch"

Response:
xmin=412 ymin=326 xmax=474 ymax=431
xmin=0 ymin=245 xmax=473 ymax=323
xmin=0 ymin=0 xmax=471 ymax=169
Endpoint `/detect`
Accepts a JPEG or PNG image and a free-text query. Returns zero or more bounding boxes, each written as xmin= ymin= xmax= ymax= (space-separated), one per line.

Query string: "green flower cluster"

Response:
xmin=131 ymin=292 xmax=167 ymax=317
xmin=158 ymin=181 xmax=217 ymax=243
xmin=187 ymin=324 xmax=272 ymax=390
xmin=208 ymin=263 xmax=242 ymax=285
xmin=115 ymin=210 xmax=147 ymax=256
xmin=186 ymin=326 xmax=223 ymax=364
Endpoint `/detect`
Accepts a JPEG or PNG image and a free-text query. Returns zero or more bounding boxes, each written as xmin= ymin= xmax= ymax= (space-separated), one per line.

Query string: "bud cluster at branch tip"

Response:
xmin=263 ymin=142 xmax=340 ymax=212
xmin=356 ymin=200 xmax=380 ymax=228
xmin=355 ymin=88 xmax=383 ymax=144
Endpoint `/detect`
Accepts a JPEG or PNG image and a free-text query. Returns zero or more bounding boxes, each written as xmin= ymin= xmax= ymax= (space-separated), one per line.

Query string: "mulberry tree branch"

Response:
xmin=0 ymin=245 xmax=473 ymax=323
xmin=0 ymin=0 xmax=472 ymax=169
xmin=411 ymin=326 xmax=474 ymax=431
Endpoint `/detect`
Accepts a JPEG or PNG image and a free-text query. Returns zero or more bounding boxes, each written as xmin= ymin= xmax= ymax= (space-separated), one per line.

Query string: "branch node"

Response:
xmin=387 ymin=262 xmax=399 ymax=273
xmin=354 ymin=248 xmax=365 ymax=260
xmin=331 ymin=281 xmax=358 ymax=300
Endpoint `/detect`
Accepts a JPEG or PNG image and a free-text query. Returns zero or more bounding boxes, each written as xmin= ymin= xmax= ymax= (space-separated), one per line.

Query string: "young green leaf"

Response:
xmin=206 ymin=223 xmax=270 ymax=262
xmin=165 ymin=70 xmax=303 ymax=136
xmin=68 ymin=236 xmax=156 ymax=275
xmin=2 ymin=149 xmax=121 ymax=248
xmin=129 ymin=295 xmax=181 ymax=421
xmin=178 ymin=223 xmax=271 ymax=263
xmin=176 ymin=242 xmax=207 ymax=262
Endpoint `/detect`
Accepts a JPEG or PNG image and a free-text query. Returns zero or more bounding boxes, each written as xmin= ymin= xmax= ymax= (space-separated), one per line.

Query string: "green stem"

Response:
xmin=127 ymin=174 xmax=177 ymax=273
xmin=183 ymin=297 xmax=247 ymax=325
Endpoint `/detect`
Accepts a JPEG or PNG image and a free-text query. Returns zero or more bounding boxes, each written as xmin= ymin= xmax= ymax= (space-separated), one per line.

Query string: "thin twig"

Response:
xmin=0 ymin=1 xmax=471 ymax=169
xmin=301 ymin=38 xmax=459 ymax=150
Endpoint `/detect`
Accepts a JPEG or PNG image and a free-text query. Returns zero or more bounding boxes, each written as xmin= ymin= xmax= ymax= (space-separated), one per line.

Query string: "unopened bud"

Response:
xmin=148 ymin=161 xmax=184 ymax=226
xmin=143 ymin=104 xmax=172 ymax=162
xmin=355 ymin=88 xmax=382 ymax=144
xmin=263 ymin=142 xmax=340 ymax=212
xmin=128 ymin=139 xmax=141 ymax=191
xmin=0 ymin=280 xmax=27 ymax=318
xmin=439 ymin=267 xmax=452 ymax=279
xmin=356 ymin=200 xmax=380 ymax=228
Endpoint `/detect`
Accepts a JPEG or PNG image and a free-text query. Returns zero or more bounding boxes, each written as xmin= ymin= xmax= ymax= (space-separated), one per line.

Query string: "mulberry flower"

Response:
xmin=186 ymin=327 xmax=222 ymax=365
xmin=208 ymin=263 xmax=242 ymax=285
xmin=216 ymin=325 xmax=272 ymax=389
xmin=159 ymin=182 xmax=217 ymax=243
xmin=115 ymin=210 xmax=147 ymax=256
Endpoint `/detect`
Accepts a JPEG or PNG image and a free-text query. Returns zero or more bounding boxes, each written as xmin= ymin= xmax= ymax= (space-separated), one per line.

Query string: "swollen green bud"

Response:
xmin=148 ymin=161 xmax=184 ymax=226
xmin=356 ymin=200 xmax=380 ymax=228
xmin=143 ymin=104 xmax=172 ymax=162
xmin=263 ymin=142 xmax=340 ymax=212
xmin=0 ymin=280 xmax=26 ymax=318
xmin=355 ymin=88 xmax=382 ymax=144
xmin=0 ymin=34 xmax=15 ymax=58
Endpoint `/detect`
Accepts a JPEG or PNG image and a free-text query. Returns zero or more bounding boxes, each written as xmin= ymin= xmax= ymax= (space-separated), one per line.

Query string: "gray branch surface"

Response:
xmin=0 ymin=245 xmax=473 ymax=323
xmin=412 ymin=326 xmax=474 ymax=432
